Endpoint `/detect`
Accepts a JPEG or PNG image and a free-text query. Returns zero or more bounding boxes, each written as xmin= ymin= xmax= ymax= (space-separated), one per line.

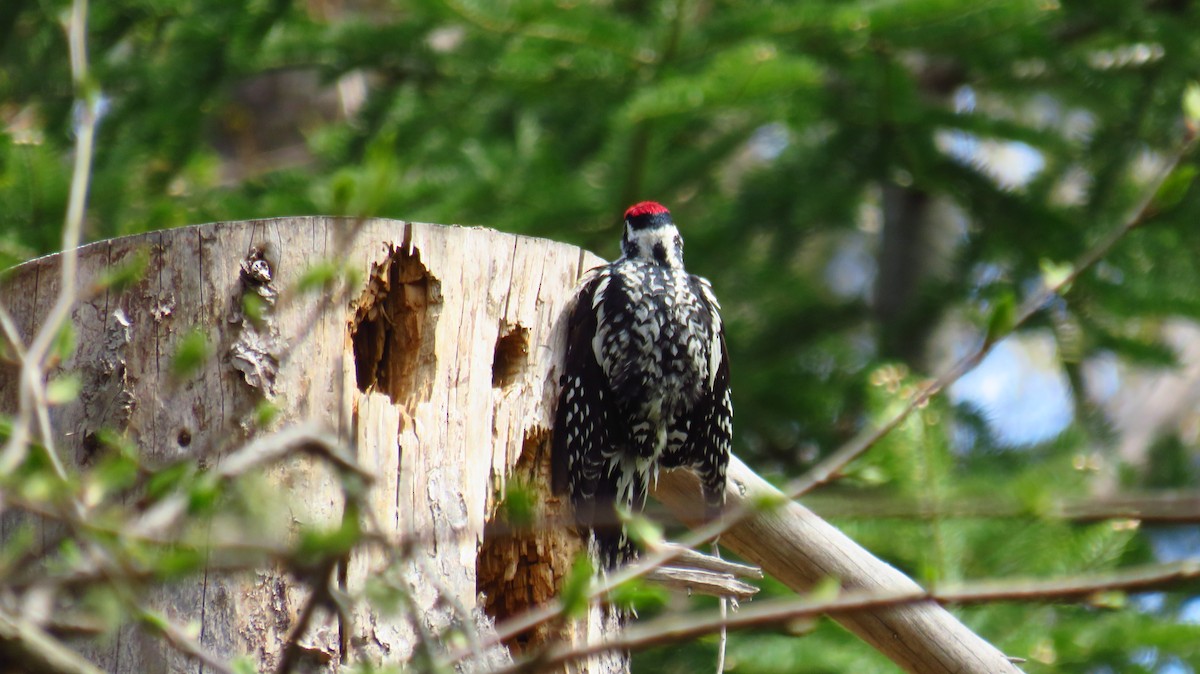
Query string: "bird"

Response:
xmin=552 ymin=201 xmax=732 ymax=569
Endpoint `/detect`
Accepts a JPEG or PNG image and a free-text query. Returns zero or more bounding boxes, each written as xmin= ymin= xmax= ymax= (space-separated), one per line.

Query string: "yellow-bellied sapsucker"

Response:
xmin=552 ymin=201 xmax=732 ymax=568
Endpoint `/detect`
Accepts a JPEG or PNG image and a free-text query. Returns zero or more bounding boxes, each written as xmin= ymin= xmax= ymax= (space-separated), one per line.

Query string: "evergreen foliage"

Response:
xmin=4 ymin=0 xmax=1200 ymax=671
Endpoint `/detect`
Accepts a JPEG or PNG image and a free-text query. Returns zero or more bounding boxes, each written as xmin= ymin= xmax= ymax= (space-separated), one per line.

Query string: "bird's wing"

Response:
xmin=664 ymin=276 xmax=733 ymax=517
xmin=551 ymin=268 xmax=638 ymax=566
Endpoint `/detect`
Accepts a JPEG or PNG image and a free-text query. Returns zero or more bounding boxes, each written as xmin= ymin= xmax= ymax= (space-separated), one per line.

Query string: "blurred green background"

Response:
xmin=5 ymin=0 xmax=1200 ymax=671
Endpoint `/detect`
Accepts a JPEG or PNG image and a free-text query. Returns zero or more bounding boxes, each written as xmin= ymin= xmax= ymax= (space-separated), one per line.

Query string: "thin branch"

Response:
xmin=0 ymin=0 xmax=98 ymax=479
xmin=642 ymin=566 xmax=759 ymax=601
xmin=0 ymin=608 xmax=106 ymax=674
xmin=934 ymin=559 xmax=1200 ymax=603
xmin=802 ymin=490 xmax=1200 ymax=524
xmin=275 ymin=558 xmax=339 ymax=674
xmin=521 ymin=558 xmax=1200 ymax=671
xmin=139 ymin=607 xmax=235 ymax=674
xmin=215 ymin=422 xmax=373 ymax=482
xmin=652 ymin=542 xmax=762 ymax=578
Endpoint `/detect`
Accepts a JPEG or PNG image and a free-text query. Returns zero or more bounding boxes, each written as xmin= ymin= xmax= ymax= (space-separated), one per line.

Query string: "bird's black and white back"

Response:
xmin=553 ymin=201 xmax=733 ymax=568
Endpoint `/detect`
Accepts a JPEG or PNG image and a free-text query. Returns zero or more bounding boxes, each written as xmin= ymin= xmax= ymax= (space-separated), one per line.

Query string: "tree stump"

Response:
xmin=0 ymin=217 xmax=623 ymax=673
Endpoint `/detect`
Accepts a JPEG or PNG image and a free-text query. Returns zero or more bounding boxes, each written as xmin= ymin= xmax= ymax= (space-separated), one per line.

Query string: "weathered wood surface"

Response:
xmin=0 ymin=217 xmax=621 ymax=673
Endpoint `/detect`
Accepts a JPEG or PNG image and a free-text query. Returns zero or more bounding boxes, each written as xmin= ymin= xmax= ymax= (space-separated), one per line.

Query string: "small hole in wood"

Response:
xmin=177 ymin=428 xmax=192 ymax=447
xmin=491 ymin=324 xmax=530 ymax=388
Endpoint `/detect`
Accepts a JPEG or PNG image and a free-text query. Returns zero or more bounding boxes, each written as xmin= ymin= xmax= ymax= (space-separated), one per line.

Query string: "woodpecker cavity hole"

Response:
xmin=349 ymin=244 xmax=441 ymax=405
xmin=491 ymin=323 xmax=530 ymax=388
xmin=477 ymin=427 xmax=577 ymax=654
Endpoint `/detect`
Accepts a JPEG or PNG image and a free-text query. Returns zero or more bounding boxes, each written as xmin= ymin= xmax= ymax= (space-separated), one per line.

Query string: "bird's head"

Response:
xmin=620 ymin=201 xmax=684 ymax=268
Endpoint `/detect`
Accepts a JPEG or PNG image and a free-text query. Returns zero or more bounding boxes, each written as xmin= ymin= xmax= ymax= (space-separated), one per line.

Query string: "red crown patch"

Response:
xmin=624 ymin=201 xmax=670 ymax=219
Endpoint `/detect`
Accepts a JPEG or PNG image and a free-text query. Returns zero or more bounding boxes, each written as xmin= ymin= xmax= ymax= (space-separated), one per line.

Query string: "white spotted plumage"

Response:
xmin=552 ymin=202 xmax=733 ymax=568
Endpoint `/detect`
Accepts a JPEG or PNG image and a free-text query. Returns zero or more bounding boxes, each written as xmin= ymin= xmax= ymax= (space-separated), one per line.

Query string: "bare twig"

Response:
xmin=642 ymin=567 xmax=758 ymax=601
xmin=522 ymin=558 xmax=1200 ymax=671
xmin=652 ymin=542 xmax=762 ymax=578
xmin=139 ymin=607 xmax=235 ymax=674
xmin=275 ymin=558 xmax=339 ymax=674
xmin=934 ymin=559 xmax=1200 ymax=603
xmin=0 ymin=0 xmax=97 ymax=479
xmin=0 ymin=608 xmax=106 ymax=674
xmin=802 ymin=489 xmax=1200 ymax=524
xmin=215 ymin=422 xmax=373 ymax=482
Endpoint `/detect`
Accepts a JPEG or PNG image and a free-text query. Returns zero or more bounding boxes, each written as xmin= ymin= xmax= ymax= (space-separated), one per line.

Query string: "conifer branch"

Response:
xmin=787 ymin=132 xmax=1199 ymax=499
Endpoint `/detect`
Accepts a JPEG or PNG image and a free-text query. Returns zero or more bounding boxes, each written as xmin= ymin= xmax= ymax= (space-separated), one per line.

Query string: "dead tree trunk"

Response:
xmin=0 ymin=217 xmax=621 ymax=673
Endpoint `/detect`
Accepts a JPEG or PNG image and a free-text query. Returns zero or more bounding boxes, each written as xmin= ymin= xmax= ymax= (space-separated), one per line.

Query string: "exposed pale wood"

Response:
xmin=655 ymin=458 xmax=1025 ymax=674
xmin=0 ymin=217 xmax=620 ymax=673
xmin=642 ymin=567 xmax=758 ymax=601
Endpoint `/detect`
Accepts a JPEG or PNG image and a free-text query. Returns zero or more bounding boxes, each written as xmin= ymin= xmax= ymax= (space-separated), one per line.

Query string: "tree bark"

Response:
xmin=0 ymin=217 xmax=620 ymax=673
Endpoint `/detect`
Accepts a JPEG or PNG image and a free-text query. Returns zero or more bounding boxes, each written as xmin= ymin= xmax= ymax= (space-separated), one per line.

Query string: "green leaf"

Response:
xmin=1184 ymin=81 xmax=1200 ymax=126
xmin=253 ymin=400 xmax=281 ymax=428
xmin=985 ymin=292 xmax=1017 ymax=346
xmin=623 ymin=43 xmax=822 ymax=122
xmin=96 ymin=249 xmax=150 ymax=293
xmin=231 ymin=657 xmax=261 ymax=674
xmin=807 ymin=576 xmax=842 ymax=603
xmin=140 ymin=609 xmax=171 ymax=633
xmin=624 ymin=513 xmax=664 ymax=550
xmin=156 ymin=546 xmax=206 ymax=578
xmin=242 ymin=292 xmax=267 ymax=322
xmin=297 ymin=260 xmax=340 ymax=293
xmin=146 ymin=462 xmax=194 ymax=502
xmin=750 ymin=490 xmax=789 ymax=513
xmin=46 ymin=374 xmax=81 ymax=404
xmin=1039 ymin=260 xmax=1074 ymax=293
xmin=559 ymin=553 xmax=594 ymax=618
xmin=499 ymin=479 xmax=537 ymax=529
xmin=1088 ymin=590 xmax=1127 ymax=610
xmin=187 ymin=474 xmax=222 ymax=514
xmin=93 ymin=446 xmax=140 ymax=493
xmin=295 ymin=510 xmax=363 ymax=565
xmin=52 ymin=322 xmax=76 ymax=363
xmin=609 ymin=576 xmax=668 ymax=614
xmin=171 ymin=329 xmax=212 ymax=380
xmin=1150 ymin=164 xmax=1197 ymax=214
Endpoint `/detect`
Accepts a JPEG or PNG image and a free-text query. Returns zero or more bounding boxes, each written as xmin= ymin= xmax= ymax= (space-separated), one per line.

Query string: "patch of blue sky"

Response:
xmin=950 ymin=332 xmax=1074 ymax=447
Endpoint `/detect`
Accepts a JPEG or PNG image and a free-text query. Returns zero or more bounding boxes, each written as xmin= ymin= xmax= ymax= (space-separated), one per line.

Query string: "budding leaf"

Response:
xmin=625 ymin=513 xmax=664 ymax=550
xmin=1039 ymin=259 xmax=1074 ymax=292
xmin=52 ymin=323 xmax=76 ymax=363
xmin=171 ymin=329 xmax=212 ymax=380
xmin=984 ymin=291 xmax=1016 ymax=346
xmin=96 ymin=249 xmax=149 ymax=293
xmin=1150 ymin=164 xmax=1197 ymax=214
xmin=500 ymin=480 xmax=537 ymax=529
xmin=1184 ymin=81 xmax=1200 ymax=126
xmin=560 ymin=553 xmax=595 ymax=618
xmin=231 ymin=657 xmax=261 ymax=674
xmin=46 ymin=374 xmax=82 ymax=405
xmin=297 ymin=261 xmax=340 ymax=293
